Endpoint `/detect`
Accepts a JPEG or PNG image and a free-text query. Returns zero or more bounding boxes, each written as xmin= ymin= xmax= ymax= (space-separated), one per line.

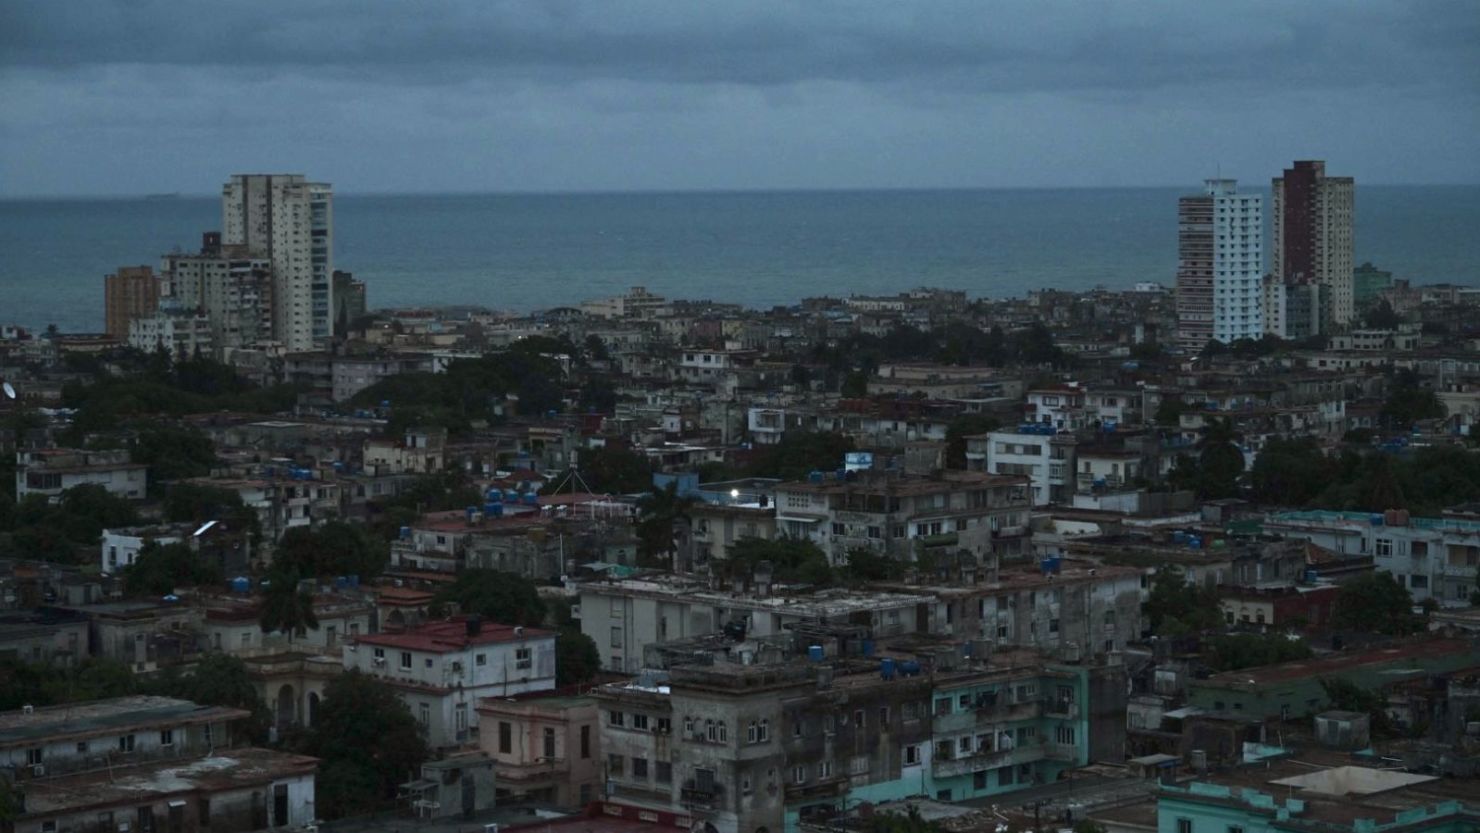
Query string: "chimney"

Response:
xmin=466 ymin=615 xmax=482 ymax=636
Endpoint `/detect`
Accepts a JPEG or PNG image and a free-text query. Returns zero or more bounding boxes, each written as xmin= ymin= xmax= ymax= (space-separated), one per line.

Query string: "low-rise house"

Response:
xmin=0 ymin=608 xmax=91 ymax=667
xmin=15 ymin=448 xmax=148 ymax=502
xmin=0 ymin=696 xmax=318 ymax=833
xmin=100 ymin=524 xmax=191 ymax=574
xmin=476 ymin=693 xmax=601 ymax=809
xmin=347 ymin=615 xmax=557 ymax=749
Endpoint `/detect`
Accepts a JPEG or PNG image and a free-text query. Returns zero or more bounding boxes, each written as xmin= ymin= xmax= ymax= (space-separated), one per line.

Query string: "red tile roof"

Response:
xmin=354 ymin=616 xmax=553 ymax=653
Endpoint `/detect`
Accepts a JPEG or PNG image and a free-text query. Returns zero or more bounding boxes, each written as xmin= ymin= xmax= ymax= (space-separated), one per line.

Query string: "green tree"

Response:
xmin=298 ymin=670 xmax=428 ymax=819
xmin=1249 ymin=437 xmax=1335 ymax=506
xmin=130 ymin=423 xmax=217 ymax=491
xmin=944 ymin=414 xmax=1000 ymax=469
xmin=147 ymin=653 xmax=270 ymax=741
xmin=1155 ymin=398 xmax=1189 ymax=427
xmin=1192 ymin=418 xmax=1244 ymax=499
xmin=1332 ymin=572 xmax=1424 ymax=635
xmin=1320 ymin=677 xmax=1398 ymax=737
xmin=840 ymin=370 xmax=870 ymax=398
xmin=1363 ymin=300 xmax=1402 ymax=330
xmin=551 ymin=445 xmax=651 ymax=495
xmin=258 ymin=571 xmax=320 ymax=644
xmin=1381 ymin=370 xmax=1444 ymax=430
xmin=1145 ymin=565 xmax=1224 ymax=636
xmin=556 ymin=628 xmax=601 ymax=687
xmin=123 ymin=541 xmax=224 ymax=596
xmin=433 ymin=570 xmax=546 ymax=625
xmin=1205 ymin=633 xmax=1313 ymax=672
xmin=720 ymin=538 xmax=834 ymax=587
xmin=748 ymin=431 xmax=855 ymax=481
xmin=842 ymin=547 xmax=905 ymax=583
xmin=272 ymin=522 xmax=388 ymax=579
xmin=634 ymin=482 xmax=695 ymax=567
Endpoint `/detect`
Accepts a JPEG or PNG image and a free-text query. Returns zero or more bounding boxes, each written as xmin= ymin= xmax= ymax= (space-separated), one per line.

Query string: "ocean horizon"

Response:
xmin=4 ymin=185 xmax=1478 ymax=333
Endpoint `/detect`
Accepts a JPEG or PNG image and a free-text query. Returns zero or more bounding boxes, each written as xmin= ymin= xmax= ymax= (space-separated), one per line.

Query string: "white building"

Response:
xmin=222 ymin=174 xmax=333 ymax=351
xmin=1177 ymin=179 xmax=1263 ymax=347
xmin=1264 ymin=510 xmax=1480 ymax=606
xmin=971 ymin=426 xmax=1074 ymax=506
xmin=127 ymin=307 xmax=215 ymax=358
xmin=347 ymin=616 xmax=556 ymax=748
xmin=100 ymin=525 xmax=189 ymax=574
xmin=162 ymin=236 xmax=275 ymax=351
xmin=16 ymin=448 xmax=148 ymax=502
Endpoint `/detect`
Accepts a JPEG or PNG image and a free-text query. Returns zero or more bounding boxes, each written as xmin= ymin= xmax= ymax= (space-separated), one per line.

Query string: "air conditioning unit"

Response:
xmin=31 ymin=764 xmax=45 ymax=777
xmin=372 ymin=657 xmax=386 ymax=667
xmin=117 ymin=823 xmax=131 ymax=833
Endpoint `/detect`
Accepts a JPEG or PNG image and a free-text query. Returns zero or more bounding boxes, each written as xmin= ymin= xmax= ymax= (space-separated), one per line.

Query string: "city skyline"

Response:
xmin=3 ymin=1 xmax=1477 ymax=196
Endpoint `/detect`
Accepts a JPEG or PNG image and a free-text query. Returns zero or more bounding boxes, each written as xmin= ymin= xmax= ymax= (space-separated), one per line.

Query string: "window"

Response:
xmin=476 ymin=653 xmax=487 ymax=666
xmin=608 ymin=753 xmax=624 ymax=777
xmin=819 ymin=760 xmax=833 ymax=778
xmin=655 ymin=761 xmax=672 ymax=783
xmin=425 ymin=658 xmax=433 ymax=668
xmin=516 ymin=647 xmax=532 ymax=670
xmin=903 ymin=701 xmax=920 ymax=721
xmin=631 ymin=757 xmax=648 ymax=779
xmin=878 ymin=706 xmax=889 ymax=725
xmin=610 ymin=627 xmax=623 ymax=648
xmin=373 ymin=647 xmax=385 ymax=660
xmin=850 ymin=755 xmax=869 ymax=775
xmin=684 ymin=716 xmax=695 ymax=735
xmin=581 ymin=725 xmax=591 ymax=758
xmin=958 ymin=693 xmax=971 ymax=709
xmin=75 ymin=742 xmax=87 ymax=754
xmin=959 ymin=736 xmax=972 ymax=753
xmin=1411 ymin=575 xmax=1428 ymax=589
xmin=1228 ymin=827 xmax=1244 ymax=833
xmin=609 ymin=711 xmax=625 ymax=727
xmin=499 ymin=722 xmax=512 ymax=753
xmin=1375 ymin=538 xmax=1393 ymax=557
xmin=853 ymin=709 xmax=865 ymax=728
xmin=26 ymin=748 xmax=42 ymax=765
xmin=1055 ymin=726 xmax=1075 ymax=745
xmin=792 ymin=765 xmax=807 ymax=784
xmin=400 ymin=651 xmax=412 ymax=670
xmin=119 ymin=734 xmax=136 ymax=753
xmin=656 ymin=717 xmax=671 ymax=734
xmin=935 ymin=697 xmax=951 ymax=715
xmin=631 ymin=714 xmax=649 ymax=731
xmin=160 ymin=729 xmax=174 ymax=747
xmin=904 ymin=744 xmax=920 ymax=765
xmin=418 ymin=703 xmax=430 ymax=726
xmin=1176 ymin=820 xmax=1193 ymax=833
xmin=823 ymin=714 xmax=835 ymax=734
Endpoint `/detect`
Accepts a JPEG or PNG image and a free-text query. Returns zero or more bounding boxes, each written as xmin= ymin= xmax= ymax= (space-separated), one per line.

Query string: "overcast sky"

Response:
xmin=2 ymin=0 xmax=1477 ymax=196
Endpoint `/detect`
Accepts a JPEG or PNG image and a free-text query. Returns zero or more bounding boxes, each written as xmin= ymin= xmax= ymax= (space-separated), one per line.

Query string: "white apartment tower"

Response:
xmin=1270 ymin=160 xmax=1355 ymax=331
xmin=221 ymin=174 xmax=334 ymax=351
xmin=1176 ymin=178 xmax=1263 ymax=348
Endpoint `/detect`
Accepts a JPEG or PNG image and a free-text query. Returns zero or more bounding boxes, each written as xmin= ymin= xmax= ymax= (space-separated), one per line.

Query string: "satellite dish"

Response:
xmin=2 ymin=382 xmax=14 ymax=400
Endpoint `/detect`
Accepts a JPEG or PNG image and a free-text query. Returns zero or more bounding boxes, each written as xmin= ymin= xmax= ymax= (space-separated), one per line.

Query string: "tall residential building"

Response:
xmin=103 ymin=265 xmax=160 ymax=340
xmin=221 ymin=174 xmax=333 ymax=351
xmin=161 ymin=232 xmax=274 ymax=352
xmin=1175 ymin=179 xmax=1263 ymax=349
xmin=1271 ymin=160 xmax=1355 ymax=330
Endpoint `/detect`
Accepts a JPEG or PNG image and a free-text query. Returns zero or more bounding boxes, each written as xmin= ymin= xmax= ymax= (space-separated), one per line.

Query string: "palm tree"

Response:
xmin=258 ymin=570 xmax=319 ymax=645
xmin=635 ymin=482 xmax=696 ymax=569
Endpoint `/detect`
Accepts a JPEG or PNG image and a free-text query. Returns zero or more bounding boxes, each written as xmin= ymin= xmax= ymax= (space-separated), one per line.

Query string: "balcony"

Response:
xmin=1044 ymin=698 xmax=1079 ymax=719
xmin=784 ymin=773 xmax=849 ymax=802
xmin=932 ymin=740 xmax=1045 ymax=778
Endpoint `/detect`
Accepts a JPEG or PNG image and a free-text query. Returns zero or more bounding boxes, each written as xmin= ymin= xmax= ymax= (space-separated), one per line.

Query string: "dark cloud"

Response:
xmin=0 ymin=0 xmax=1476 ymax=194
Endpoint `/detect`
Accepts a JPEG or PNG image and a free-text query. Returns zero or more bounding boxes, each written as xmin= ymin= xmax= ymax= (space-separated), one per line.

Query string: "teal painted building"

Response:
xmin=1158 ymin=773 xmax=1479 ymax=833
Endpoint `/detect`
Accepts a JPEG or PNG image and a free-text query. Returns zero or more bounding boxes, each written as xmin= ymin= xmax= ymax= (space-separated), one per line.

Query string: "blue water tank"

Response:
xmin=809 ymin=470 xmax=824 ymax=484
xmin=485 ymin=502 xmax=504 ymax=517
xmin=862 ymin=639 xmax=875 ymax=657
xmin=486 ymin=488 xmax=503 ymax=502
xmin=334 ymin=576 xmax=348 ymax=589
xmin=808 ymin=645 xmax=824 ymax=662
xmin=399 ymin=526 xmax=412 ymax=540
xmin=899 ymin=660 xmax=922 ymax=677
xmin=880 ymin=658 xmax=896 ymax=680
xmin=1040 ymin=557 xmax=1062 ymax=575
xmin=1370 ymin=514 xmax=1385 ymax=526
xmin=348 ymin=575 xmax=360 ymax=588
xmin=523 ymin=493 xmax=539 ymax=506
xmin=230 ymin=576 xmax=251 ymax=594
xmin=505 ymin=489 xmax=520 ymax=502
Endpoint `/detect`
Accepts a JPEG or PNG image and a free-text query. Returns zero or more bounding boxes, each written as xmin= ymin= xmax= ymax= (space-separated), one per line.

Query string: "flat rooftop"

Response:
xmin=20 ymin=748 xmax=318 ymax=816
xmin=1197 ymin=637 xmax=1476 ymax=687
xmin=0 ymin=697 xmax=249 ymax=748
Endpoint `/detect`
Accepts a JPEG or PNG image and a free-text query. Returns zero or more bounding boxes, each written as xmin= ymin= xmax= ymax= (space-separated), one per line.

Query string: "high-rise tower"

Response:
xmin=1176 ymin=179 xmax=1263 ymax=349
xmin=221 ymin=174 xmax=333 ymax=351
xmin=1270 ymin=160 xmax=1354 ymax=330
